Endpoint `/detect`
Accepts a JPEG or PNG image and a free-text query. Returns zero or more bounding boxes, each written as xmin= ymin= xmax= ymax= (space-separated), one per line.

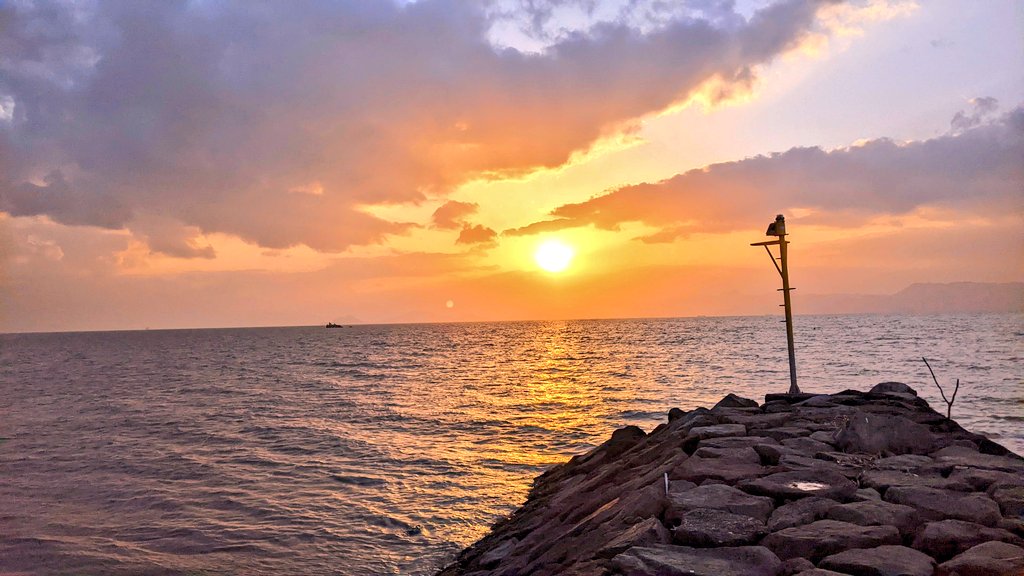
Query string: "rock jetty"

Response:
xmin=436 ymin=383 xmax=1024 ymax=576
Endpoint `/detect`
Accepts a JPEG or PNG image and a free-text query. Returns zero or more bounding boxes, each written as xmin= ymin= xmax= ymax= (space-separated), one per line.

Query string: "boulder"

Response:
xmin=947 ymin=468 xmax=1024 ymax=492
xmin=693 ymin=446 xmax=761 ymax=464
xmin=819 ymin=545 xmax=935 ymax=576
xmin=767 ymin=497 xmax=837 ymax=532
xmin=714 ymin=394 xmax=760 ymax=409
xmin=834 ymin=411 xmax=938 ymax=455
xmin=597 ymin=517 xmax=671 ymax=559
xmin=760 ymin=520 xmax=900 ymax=562
xmin=852 ymin=488 xmax=882 ymax=502
xmin=825 ymin=500 xmax=920 ymax=536
xmin=931 ymin=446 xmax=1024 ymax=473
xmin=672 ymin=455 xmax=768 ymax=485
xmin=738 ymin=470 xmax=858 ymax=501
xmin=754 ymin=443 xmax=804 ymax=466
xmin=869 ymin=382 xmax=918 ymax=396
xmin=870 ymin=454 xmax=935 ymax=471
xmin=666 ymin=484 xmax=774 ymax=524
xmin=912 ymin=519 xmax=1023 ymax=561
xmin=779 ymin=557 xmax=815 ymax=576
xmin=937 ymin=541 xmax=1024 ymax=576
xmin=611 ymin=545 xmax=782 ymax=576
xmin=991 ymin=485 xmax=1024 ymax=518
xmin=808 ymin=431 xmax=837 ymax=446
xmin=794 ymin=395 xmax=839 ymax=408
xmin=860 ymin=469 xmax=971 ymax=493
xmin=885 ymin=486 xmax=1003 ymax=526
xmin=780 ymin=437 xmax=834 ymax=455
xmin=672 ymin=508 xmax=767 ymax=547
xmin=792 ymin=571 xmax=848 ymax=576
xmin=759 ymin=427 xmax=812 ymax=441
xmin=478 ymin=538 xmax=519 ymax=568
xmin=700 ymin=436 xmax=780 ymax=450
xmin=689 ymin=424 xmax=747 ymax=440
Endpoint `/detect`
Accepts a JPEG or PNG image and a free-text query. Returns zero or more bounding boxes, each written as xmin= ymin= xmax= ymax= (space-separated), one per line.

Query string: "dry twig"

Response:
xmin=922 ymin=357 xmax=960 ymax=420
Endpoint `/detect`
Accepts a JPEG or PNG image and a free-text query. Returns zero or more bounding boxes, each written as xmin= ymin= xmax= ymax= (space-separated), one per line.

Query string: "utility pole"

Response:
xmin=750 ymin=214 xmax=799 ymax=394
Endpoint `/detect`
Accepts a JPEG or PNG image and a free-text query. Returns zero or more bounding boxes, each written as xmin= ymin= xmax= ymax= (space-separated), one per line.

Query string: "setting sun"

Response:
xmin=535 ymin=240 xmax=575 ymax=273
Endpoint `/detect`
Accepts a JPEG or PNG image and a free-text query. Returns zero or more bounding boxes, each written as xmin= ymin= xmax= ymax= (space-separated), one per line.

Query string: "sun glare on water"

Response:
xmin=534 ymin=240 xmax=575 ymax=273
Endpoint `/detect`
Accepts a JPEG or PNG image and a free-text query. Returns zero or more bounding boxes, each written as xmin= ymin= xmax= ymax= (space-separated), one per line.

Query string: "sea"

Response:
xmin=1 ymin=313 xmax=1021 ymax=575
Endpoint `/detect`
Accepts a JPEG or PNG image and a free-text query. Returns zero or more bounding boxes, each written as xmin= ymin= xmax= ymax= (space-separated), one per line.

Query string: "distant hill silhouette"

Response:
xmin=801 ymin=282 xmax=1024 ymax=314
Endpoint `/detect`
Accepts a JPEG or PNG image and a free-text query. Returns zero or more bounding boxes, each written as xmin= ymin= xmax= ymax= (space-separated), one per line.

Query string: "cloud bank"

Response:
xmin=1 ymin=0 xmax=842 ymax=255
xmin=512 ymin=102 xmax=1023 ymax=241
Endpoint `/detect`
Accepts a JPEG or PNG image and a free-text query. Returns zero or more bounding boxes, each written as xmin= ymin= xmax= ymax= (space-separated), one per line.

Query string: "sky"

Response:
xmin=0 ymin=0 xmax=1021 ymax=332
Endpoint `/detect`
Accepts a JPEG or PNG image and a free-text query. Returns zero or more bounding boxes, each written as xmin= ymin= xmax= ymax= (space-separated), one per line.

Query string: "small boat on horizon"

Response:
xmin=325 ymin=322 xmax=342 ymax=328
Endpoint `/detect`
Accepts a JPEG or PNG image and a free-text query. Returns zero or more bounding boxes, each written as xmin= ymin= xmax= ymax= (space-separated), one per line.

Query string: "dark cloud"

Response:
xmin=502 ymin=218 xmax=579 ymax=236
xmin=432 ymin=200 xmax=479 ymax=229
xmin=1 ymin=0 xmax=841 ymax=253
xmin=950 ymin=96 xmax=999 ymax=133
xmin=513 ymin=105 xmax=1023 ymax=241
xmin=456 ymin=223 xmax=498 ymax=245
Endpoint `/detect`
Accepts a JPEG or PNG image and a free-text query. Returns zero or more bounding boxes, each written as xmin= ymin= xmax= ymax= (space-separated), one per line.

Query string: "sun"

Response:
xmin=534 ymin=239 xmax=575 ymax=273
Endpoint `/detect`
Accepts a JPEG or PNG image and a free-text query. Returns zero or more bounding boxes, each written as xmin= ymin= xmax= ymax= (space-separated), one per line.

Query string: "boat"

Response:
xmin=326 ymin=322 xmax=342 ymax=328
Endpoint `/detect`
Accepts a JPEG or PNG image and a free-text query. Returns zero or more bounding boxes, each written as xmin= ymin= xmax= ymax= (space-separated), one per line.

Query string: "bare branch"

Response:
xmin=922 ymin=357 xmax=960 ymax=420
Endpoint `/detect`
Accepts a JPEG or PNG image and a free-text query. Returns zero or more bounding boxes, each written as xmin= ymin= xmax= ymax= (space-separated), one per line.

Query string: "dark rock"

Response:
xmin=765 ymin=393 xmax=819 ymax=404
xmin=834 ymin=411 xmax=939 ymax=455
xmin=779 ymin=557 xmax=815 ymax=576
xmin=760 ymin=519 xmax=900 ymax=562
xmin=597 ymin=517 xmax=671 ymax=559
xmin=826 ymin=500 xmax=920 ymax=536
xmin=911 ymin=519 xmax=1023 ymax=561
xmin=606 ymin=426 xmax=648 ymax=457
xmin=672 ymin=508 xmax=767 ymax=547
xmin=869 ymin=382 xmax=918 ymax=396
xmin=611 ymin=545 xmax=782 ymax=576
xmin=759 ymin=427 xmax=812 ymax=441
xmin=991 ymin=485 xmax=1024 ymax=518
xmin=479 ymin=538 xmax=519 ymax=568
xmin=860 ymin=469 xmax=971 ymax=493
xmin=754 ymin=443 xmax=802 ymax=466
xmin=808 ymin=431 xmax=837 ymax=445
xmin=852 ymin=488 xmax=882 ymax=502
xmin=998 ymin=517 xmax=1024 ymax=537
xmin=885 ymin=486 xmax=1003 ymax=526
xmin=738 ymin=470 xmax=858 ymax=501
xmin=689 ymin=424 xmax=747 ymax=439
xmin=763 ymin=400 xmax=794 ymax=413
xmin=791 ymin=571 xmax=848 ymax=576
xmin=869 ymin=454 xmax=935 ymax=471
xmin=767 ymin=497 xmax=837 ymax=532
xmin=668 ymin=407 xmax=686 ymax=422
xmin=948 ymin=468 xmax=1024 ymax=492
xmin=717 ymin=411 xmax=793 ymax=429
xmin=937 ymin=541 xmax=1024 ymax=576
xmin=931 ymin=446 xmax=1024 ymax=473
xmin=776 ymin=455 xmax=849 ymax=475
xmin=780 ymin=437 xmax=834 ymax=455
xmin=794 ymin=395 xmax=838 ymax=408
xmin=672 ymin=455 xmax=768 ymax=485
xmin=700 ymin=436 xmax=780 ymax=450
xmin=715 ymin=394 xmax=760 ymax=409
xmin=694 ymin=446 xmax=762 ymax=464
xmin=666 ymin=483 xmax=775 ymax=524
xmin=819 ymin=545 xmax=935 ymax=576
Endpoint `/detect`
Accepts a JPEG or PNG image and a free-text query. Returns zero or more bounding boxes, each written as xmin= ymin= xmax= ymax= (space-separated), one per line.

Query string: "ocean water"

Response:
xmin=1 ymin=314 xmax=1021 ymax=575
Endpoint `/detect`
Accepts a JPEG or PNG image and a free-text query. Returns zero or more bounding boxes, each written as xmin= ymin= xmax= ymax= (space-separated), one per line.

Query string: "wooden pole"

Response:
xmin=778 ymin=229 xmax=799 ymax=394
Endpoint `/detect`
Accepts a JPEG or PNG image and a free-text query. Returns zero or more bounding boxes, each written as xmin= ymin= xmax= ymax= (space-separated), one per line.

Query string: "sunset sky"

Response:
xmin=1 ymin=0 xmax=1021 ymax=332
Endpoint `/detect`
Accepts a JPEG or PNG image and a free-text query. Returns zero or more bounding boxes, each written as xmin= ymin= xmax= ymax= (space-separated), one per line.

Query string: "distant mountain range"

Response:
xmin=800 ymin=282 xmax=1024 ymax=315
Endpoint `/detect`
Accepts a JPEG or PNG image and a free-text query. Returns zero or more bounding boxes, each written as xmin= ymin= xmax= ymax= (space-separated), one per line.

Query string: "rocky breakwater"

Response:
xmin=436 ymin=383 xmax=1024 ymax=576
